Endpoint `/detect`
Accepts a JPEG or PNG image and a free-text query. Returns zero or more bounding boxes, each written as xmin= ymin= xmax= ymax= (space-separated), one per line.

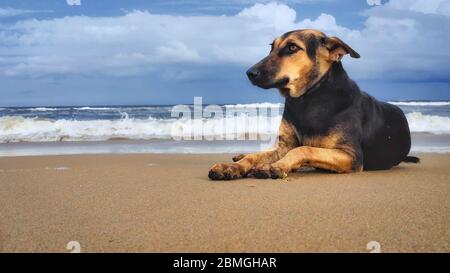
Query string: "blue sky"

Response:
xmin=0 ymin=0 xmax=449 ymax=106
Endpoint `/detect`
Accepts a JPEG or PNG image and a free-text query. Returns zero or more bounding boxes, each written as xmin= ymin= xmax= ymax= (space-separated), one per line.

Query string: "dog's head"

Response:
xmin=246 ymin=29 xmax=360 ymax=97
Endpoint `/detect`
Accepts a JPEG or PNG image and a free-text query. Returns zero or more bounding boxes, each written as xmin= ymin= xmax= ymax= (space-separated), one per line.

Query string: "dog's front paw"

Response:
xmin=269 ymin=165 xmax=288 ymax=179
xmin=250 ymin=164 xmax=289 ymax=179
xmin=249 ymin=164 xmax=271 ymax=179
xmin=208 ymin=163 xmax=245 ymax=180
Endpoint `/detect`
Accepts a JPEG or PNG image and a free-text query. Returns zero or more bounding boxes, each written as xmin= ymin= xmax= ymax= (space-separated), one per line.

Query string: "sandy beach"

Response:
xmin=0 ymin=153 xmax=449 ymax=253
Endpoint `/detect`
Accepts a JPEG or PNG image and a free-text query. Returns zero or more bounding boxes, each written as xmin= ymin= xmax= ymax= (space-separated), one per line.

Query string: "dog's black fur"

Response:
xmin=283 ymin=61 xmax=418 ymax=170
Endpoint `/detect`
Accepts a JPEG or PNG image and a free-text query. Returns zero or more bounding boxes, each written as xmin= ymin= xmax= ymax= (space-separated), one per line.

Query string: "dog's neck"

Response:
xmin=284 ymin=61 xmax=358 ymax=120
xmin=311 ymin=62 xmax=349 ymax=94
xmin=283 ymin=61 xmax=359 ymax=135
xmin=303 ymin=66 xmax=331 ymax=95
xmin=287 ymin=62 xmax=353 ymax=101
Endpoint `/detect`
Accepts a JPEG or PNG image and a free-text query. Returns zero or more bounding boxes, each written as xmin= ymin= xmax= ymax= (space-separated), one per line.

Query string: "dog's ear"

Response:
xmin=326 ymin=36 xmax=360 ymax=61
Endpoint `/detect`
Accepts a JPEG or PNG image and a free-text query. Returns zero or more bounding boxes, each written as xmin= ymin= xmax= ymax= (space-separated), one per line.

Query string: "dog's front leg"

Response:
xmin=208 ymin=119 xmax=298 ymax=180
xmin=208 ymin=149 xmax=284 ymax=180
xmin=254 ymin=146 xmax=355 ymax=179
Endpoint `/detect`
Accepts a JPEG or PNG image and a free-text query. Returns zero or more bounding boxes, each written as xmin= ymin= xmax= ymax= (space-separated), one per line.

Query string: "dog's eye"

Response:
xmin=288 ymin=44 xmax=300 ymax=53
xmin=278 ymin=43 xmax=303 ymax=57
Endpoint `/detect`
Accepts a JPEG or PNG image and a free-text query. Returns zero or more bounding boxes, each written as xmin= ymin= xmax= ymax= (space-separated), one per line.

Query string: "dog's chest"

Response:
xmin=283 ymin=96 xmax=349 ymax=149
xmin=284 ymin=99 xmax=336 ymax=136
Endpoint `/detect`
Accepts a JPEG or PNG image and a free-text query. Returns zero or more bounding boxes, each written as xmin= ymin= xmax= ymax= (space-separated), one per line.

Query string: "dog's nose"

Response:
xmin=246 ymin=67 xmax=260 ymax=80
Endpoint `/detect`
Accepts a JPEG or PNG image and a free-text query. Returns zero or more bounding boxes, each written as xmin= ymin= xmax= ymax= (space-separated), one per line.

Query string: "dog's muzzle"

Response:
xmin=246 ymin=67 xmax=261 ymax=81
xmin=246 ymin=66 xmax=289 ymax=90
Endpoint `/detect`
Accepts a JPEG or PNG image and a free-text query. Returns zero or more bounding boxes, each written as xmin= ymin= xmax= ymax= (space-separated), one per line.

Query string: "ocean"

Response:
xmin=0 ymin=101 xmax=449 ymax=156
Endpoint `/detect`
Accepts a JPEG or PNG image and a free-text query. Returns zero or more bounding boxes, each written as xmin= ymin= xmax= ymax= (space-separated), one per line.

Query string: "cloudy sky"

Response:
xmin=0 ymin=0 xmax=449 ymax=106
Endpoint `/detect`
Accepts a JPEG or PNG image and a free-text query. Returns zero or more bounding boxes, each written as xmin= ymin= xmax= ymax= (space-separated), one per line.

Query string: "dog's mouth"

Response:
xmin=254 ymin=77 xmax=290 ymax=90
xmin=278 ymin=87 xmax=291 ymax=96
xmin=273 ymin=77 xmax=289 ymax=89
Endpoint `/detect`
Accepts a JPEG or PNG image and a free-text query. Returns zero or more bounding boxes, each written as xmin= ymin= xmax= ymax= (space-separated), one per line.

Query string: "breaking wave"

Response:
xmin=0 ymin=111 xmax=448 ymax=143
xmin=0 ymin=115 xmax=281 ymax=143
xmin=405 ymin=112 xmax=450 ymax=134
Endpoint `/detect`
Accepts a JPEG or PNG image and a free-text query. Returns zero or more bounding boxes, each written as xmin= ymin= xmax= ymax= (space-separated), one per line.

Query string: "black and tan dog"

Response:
xmin=209 ymin=29 xmax=419 ymax=180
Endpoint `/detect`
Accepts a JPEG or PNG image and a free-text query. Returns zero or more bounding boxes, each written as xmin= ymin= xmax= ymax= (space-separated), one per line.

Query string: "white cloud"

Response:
xmin=0 ymin=1 xmax=449 ymax=81
xmin=366 ymin=0 xmax=382 ymax=6
xmin=0 ymin=8 xmax=35 ymax=17
xmin=0 ymin=7 xmax=51 ymax=17
xmin=66 ymin=0 xmax=81 ymax=6
xmin=238 ymin=2 xmax=297 ymax=30
xmin=386 ymin=0 xmax=450 ymax=16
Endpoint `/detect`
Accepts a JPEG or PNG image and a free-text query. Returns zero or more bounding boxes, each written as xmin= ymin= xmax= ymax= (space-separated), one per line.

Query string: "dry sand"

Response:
xmin=0 ymin=153 xmax=449 ymax=252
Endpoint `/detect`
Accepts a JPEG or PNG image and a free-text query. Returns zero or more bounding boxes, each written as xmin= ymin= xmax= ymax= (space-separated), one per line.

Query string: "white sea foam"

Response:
xmin=388 ymin=101 xmax=450 ymax=106
xmin=410 ymin=146 xmax=450 ymax=154
xmin=0 ymin=114 xmax=281 ymax=143
xmin=405 ymin=112 xmax=450 ymax=134
xmin=74 ymin=107 xmax=116 ymax=111
xmin=27 ymin=107 xmax=59 ymax=111
xmin=223 ymin=102 xmax=283 ymax=108
xmin=0 ymin=109 xmax=449 ymax=143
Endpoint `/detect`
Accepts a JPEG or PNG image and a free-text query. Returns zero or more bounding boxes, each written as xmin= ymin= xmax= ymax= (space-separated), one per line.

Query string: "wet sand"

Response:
xmin=0 ymin=153 xmax=449 ymax=252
